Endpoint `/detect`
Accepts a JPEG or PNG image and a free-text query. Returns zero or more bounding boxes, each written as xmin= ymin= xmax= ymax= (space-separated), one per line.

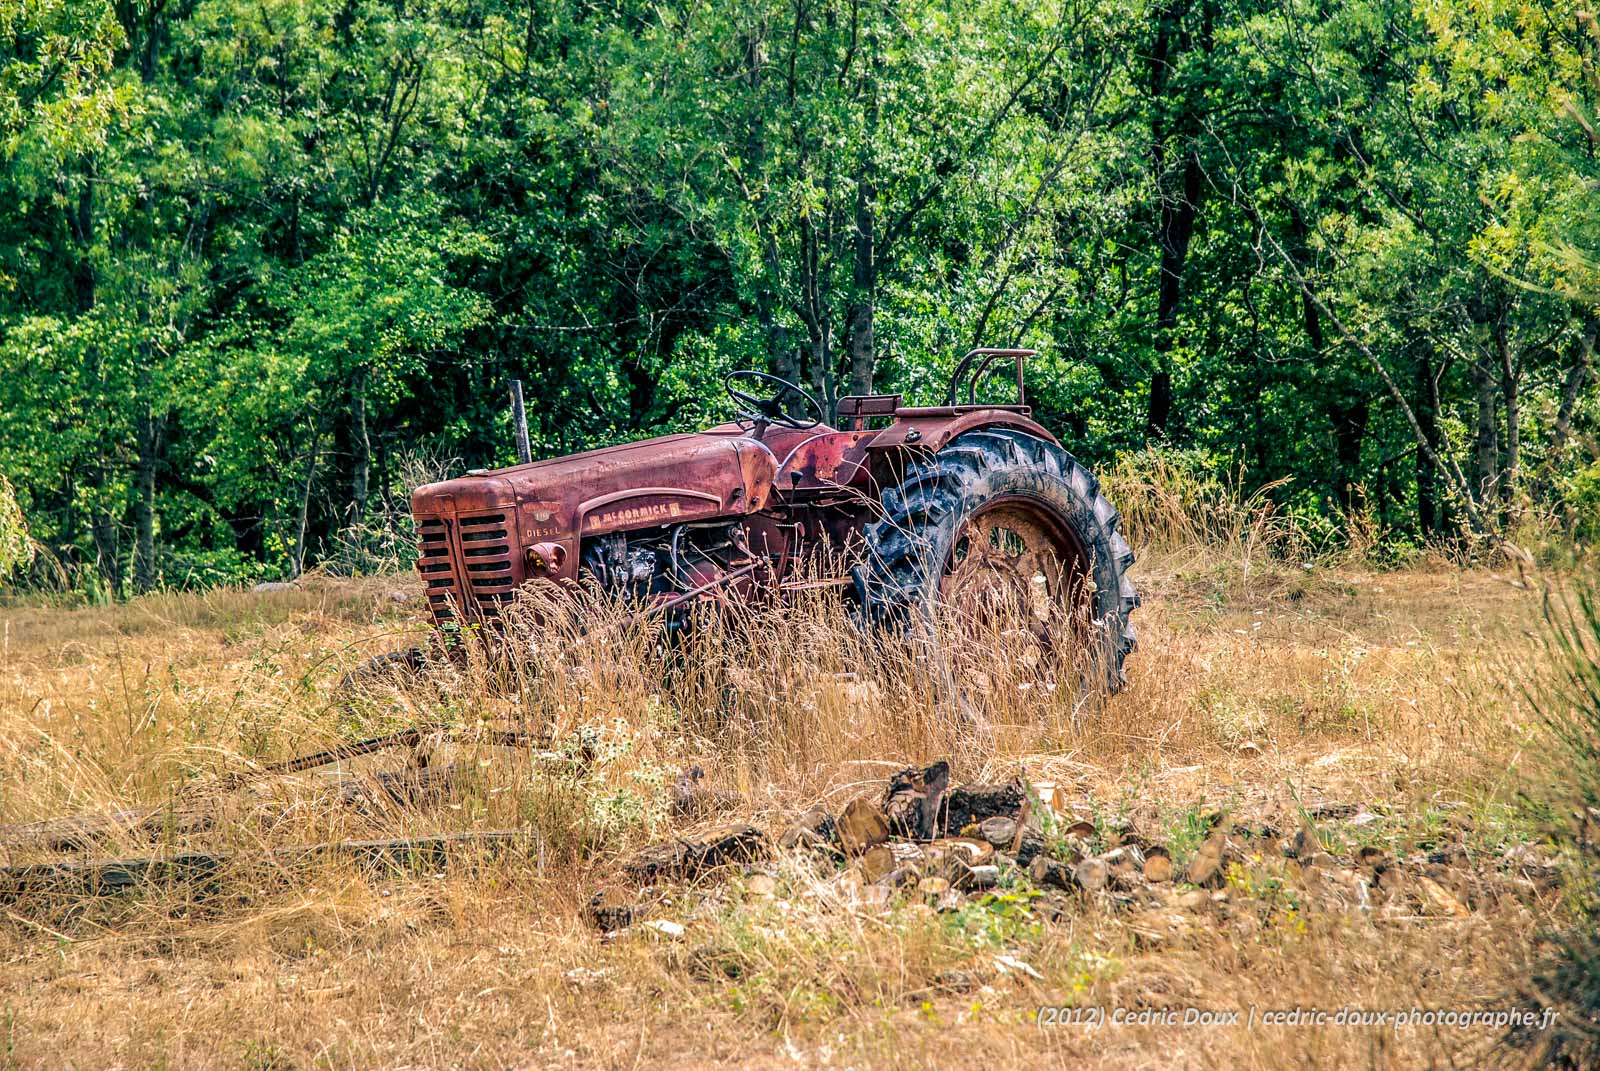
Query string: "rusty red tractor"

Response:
xmin=410 ymin=349 xmax=1139 ymax=689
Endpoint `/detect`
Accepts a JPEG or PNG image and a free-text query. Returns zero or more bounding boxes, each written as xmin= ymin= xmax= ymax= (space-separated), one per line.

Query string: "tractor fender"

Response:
xmin=864 ymin=408 xmax=1060 ymax=484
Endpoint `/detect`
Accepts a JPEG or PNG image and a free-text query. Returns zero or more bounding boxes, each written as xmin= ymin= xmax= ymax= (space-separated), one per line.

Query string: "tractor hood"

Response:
xmin=410 ymin=431 xmax=780 ymax=610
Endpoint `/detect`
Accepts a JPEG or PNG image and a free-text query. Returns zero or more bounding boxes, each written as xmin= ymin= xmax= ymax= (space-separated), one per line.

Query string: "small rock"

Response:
xmin=1176 ymin=888 xmax=1208 ymax=910
xmin=918 ymin=876 xmax=952 ymax=902
xmin=641 ymin=919 xmax=686 ymax=940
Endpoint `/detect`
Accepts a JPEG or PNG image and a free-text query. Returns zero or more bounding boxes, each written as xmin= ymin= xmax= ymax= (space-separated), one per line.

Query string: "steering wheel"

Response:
xmin=723 ymin=370 xmax=824 ymax=431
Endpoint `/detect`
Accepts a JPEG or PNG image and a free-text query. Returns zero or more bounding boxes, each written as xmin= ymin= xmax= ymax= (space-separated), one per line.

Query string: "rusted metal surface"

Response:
xmin=410 ymin=354 xmax=1070 ymax=627
xmin=944 ymin=347 xmax=1035 ymax=406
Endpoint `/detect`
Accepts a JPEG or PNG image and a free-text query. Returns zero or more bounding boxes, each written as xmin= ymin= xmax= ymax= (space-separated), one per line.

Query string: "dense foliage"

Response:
xmin=0 ymin=0 xmax=1595 ymax=593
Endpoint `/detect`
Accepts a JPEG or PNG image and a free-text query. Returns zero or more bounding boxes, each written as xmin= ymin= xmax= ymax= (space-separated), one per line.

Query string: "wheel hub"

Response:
xmin=938 ymin=501 xmax=1089 ymax=643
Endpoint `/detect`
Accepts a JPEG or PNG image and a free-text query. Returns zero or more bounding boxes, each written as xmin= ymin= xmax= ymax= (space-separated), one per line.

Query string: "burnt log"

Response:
xmin=882 ymin=761 xmax=950 ymax=841
xmin=621 ymin=825 xmax=769 ymax=884
xmin=940 ymin=781 xmax=1026 ymax=835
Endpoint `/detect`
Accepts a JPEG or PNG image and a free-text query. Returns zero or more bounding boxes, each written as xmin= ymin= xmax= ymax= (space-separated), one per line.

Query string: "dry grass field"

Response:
xmin=0 ymin=531 xmax=1576 ymax=1069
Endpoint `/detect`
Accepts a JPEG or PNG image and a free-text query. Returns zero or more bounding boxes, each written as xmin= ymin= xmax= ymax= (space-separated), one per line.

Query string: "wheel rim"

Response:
xmin=937 ymin=497 xmax=1091 ymax=647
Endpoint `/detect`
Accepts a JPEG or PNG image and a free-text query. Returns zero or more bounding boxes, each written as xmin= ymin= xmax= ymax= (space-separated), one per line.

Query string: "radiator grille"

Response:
xmin=415 ymin=509 xmax=518 ymax=623
xmin=458 ymin=511 xmax=514 ymax=614
xmin=415 ymin=517 xmax=459 ymax=623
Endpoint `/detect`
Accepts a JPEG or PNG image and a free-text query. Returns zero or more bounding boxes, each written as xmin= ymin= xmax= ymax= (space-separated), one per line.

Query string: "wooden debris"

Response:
xmin=859 ymin=843 xmax=898 ymax=883
xmin=882 ymin=761 xmax=950 ymax=840
xmin=941 ymin=781 xmax=1026 ymax=835
xmin=583 ymin=886 xmax=636 ymax=932
xmin=339 ymin=763 xmax=464 ymax=811
xmin=1029 ymin=854 xmax=1077 ymax=892
xmin=1074 ymin=856 xmax=1109 ymax=893
xmin=0 ymin=830 xmax=535 ymax=901
xmin=621 ymin=825 xmax=768 ymax=884
xmin=0 ymin=806 xmax=212 ymax=853
xmin=977 ymin=816 xmax=1017 ymax=850
xmin=1185 ymin=830 xmax=1229 ymax=888
xmin=836 ymin=798 xmax=891 ymax=856
xmin=1143 ymin=845 xmax=1174 ymax=882
xmin=778 ymin=806 xmax=835 ymax=851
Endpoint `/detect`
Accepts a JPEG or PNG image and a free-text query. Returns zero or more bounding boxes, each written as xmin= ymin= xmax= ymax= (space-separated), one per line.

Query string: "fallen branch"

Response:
xmin=0 ymin=727 xmax=550 ymax=854
xmin=0 ymin=830 xmax=536 ymax=901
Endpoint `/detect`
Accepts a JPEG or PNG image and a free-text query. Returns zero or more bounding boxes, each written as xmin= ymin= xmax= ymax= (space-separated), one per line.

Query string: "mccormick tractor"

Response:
xmin=410 ymin=349 xmax=1139 ymax=689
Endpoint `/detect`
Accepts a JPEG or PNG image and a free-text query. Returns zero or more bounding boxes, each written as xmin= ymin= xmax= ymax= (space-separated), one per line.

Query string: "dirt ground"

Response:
xmin=0 ymin=552 xmax=1569 ymax=1069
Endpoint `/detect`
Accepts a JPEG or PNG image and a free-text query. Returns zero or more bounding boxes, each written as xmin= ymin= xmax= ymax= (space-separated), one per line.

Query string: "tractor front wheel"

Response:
xmin=854 ymin=428 xmax=1138 ymax=692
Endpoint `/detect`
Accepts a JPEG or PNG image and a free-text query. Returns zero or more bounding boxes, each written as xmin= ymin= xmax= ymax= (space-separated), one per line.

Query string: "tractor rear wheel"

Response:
xmin=854 ymin=428 xmax=1138 ymax=692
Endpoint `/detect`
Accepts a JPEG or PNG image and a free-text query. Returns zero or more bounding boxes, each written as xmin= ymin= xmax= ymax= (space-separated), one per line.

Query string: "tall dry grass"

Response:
xmin=0 ymin=469 xmax=1568 ymax=1068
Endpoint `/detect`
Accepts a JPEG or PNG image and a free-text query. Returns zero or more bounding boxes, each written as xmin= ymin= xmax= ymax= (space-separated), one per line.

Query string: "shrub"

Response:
xmin=1504 ymin=584 xmax=1600 ymax=1066
xmin=0 ymin=474 xmax=33 ymax=578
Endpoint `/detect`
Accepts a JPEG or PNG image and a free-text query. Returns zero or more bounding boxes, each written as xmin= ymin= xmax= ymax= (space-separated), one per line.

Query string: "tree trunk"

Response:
xmin=348 ymin=370 xmax=370 ymax=559
xmin=846 ymin=47 xmax=878 ymax=399
xmin=1147 ymin=151 xmax=1201 ymax=438
xmin=1552 ymin=314 xmax=1596 ymax=459
xmin=1414 ymin=354 xmax=1442 ymax=535
xmin=807 ymin=330 xmax=835 ymax=419
xmin=85 ymin=466 xmax=122 ymax=600
xmin=846 ymin=301 xmax=873 ymax=398
xmin=1144 ymin=0 xmax=1208 ymax=439
xmin=1494 ymin=317 xmax=1519 ymax=515
xmin=1330 ymin=399 xmax=1369 ymax=516
xmin=1294 ymin=233 xmax=1367 ymax=517
xmin=759 ymin=292 xmax=801 ymax=384
xmin=132 ymin=408 xmax=163 ymax=594
xmin=1471 ymin=358 xmax=1498 ymax=505
xmin=291 ymin=412 xmax=329 ymax=580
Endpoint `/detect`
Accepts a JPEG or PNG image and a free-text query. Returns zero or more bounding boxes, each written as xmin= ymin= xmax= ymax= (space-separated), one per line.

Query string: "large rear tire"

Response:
xmin=854 ymin=428 xmax=1138 ymax=692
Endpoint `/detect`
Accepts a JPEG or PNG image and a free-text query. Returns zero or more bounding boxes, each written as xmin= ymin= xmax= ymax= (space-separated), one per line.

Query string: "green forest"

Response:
xmin=0 ymin=0 xmax=1596 ymax=595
